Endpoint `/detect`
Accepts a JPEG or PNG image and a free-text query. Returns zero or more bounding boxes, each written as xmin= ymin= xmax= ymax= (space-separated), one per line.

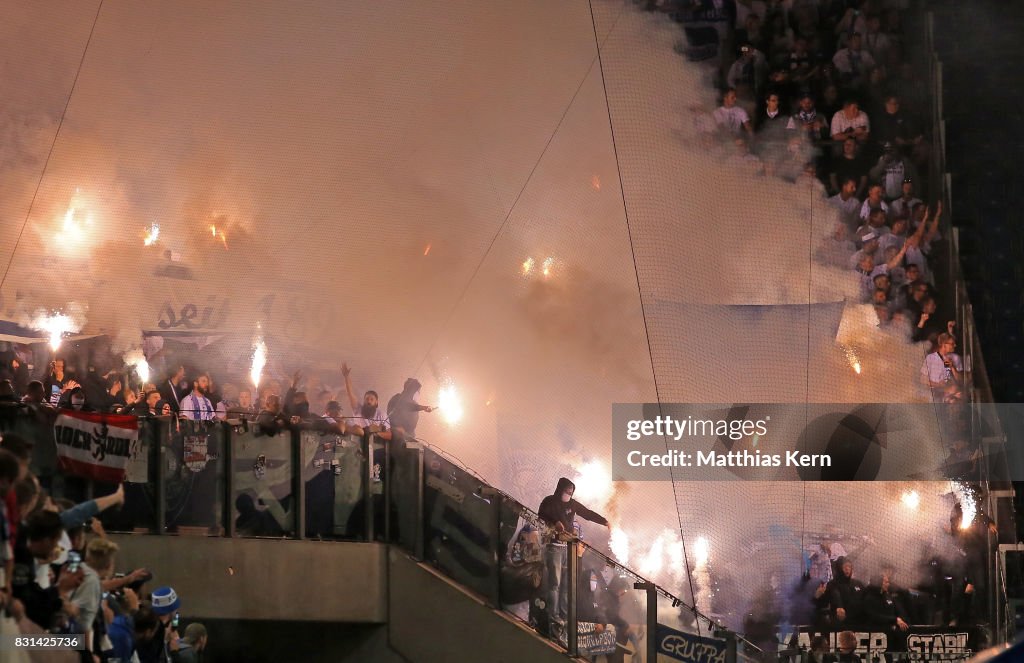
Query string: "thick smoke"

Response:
xmin=0 ymin=0 xmax=955 ymax=634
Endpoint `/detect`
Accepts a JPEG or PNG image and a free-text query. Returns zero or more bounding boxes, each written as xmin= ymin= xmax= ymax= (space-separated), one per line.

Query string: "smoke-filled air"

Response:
xmin=0 ymin=0 xmax=953 ymax=632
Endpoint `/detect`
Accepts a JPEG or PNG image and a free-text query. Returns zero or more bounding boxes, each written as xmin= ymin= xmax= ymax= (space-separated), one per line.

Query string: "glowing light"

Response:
xmin=143 ymin=222 xmax=160 ymax=246
xmin=694 ymin=536 xmax=710 ymax=567
xmin=31 ymin=312 xmax=76 ymax=352
xmin=210 ymin=224 xmax=217 ymax=237
xmin=542 ymin=257 xmax=554 ymax=278
xmin=640 ymin=533 xmax=665 ymax=576
xmin=423 ymin=244 xmax=431 ymax=256
xmin=208 ymin=224 xmax=228 ymax=249
xmin=572 ymin=460 xmax=613 ymax=505
xmin=901 ymin=490 xmax=920 ymax=510
xmin=250 ymin=339 xmax=267 ymax=388
xmin=438 ymin=382 xmax=464 ymax=426
xmin=56 ymin=204 xmax=95 ymax=245
xmin=591 ymin=175 xmax=601 ymax=191
xmin=609 ymin=527 xmax=630 ymax=565
xmin=951 ymin=482 xmax=976 ymax=530
xmin=124 ymin=349 xmax=150 ymax=384
xmin=522 ymin=257 xmax=534 ymax=275
xmin=841 ymin=344 xmax=862 ymax=375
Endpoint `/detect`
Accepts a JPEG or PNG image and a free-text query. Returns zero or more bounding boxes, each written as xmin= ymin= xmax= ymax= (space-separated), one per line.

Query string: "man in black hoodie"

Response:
xmin=863 ymin=574 xmax=910 ymax=632
xmin=828 ymin=556 xmax=866 ymax=626
xmin=537 ymin=478 xmax=609 ymax=635
xmin=387 ymin=378 xmax=433 ymax=441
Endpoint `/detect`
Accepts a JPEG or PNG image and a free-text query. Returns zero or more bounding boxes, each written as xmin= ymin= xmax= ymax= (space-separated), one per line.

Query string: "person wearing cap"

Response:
xmin=136 ymin=585 xmax=180 ymax=663
xmin=726 ymin=42 xmax=767 ymax=101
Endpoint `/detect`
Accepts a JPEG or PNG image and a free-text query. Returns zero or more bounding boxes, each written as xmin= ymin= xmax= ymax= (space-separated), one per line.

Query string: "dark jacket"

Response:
xmin=387 ymin=379 xmax=426 ymax=438
xmin=537 ymin=478 xmax=608 ymax=534
xmin=10 ymin=531 xmax=63 ymax=630
xmin=828 ymin=559 xmax=866 ymax=623
xmin=862 ymin=585 xmax=907 ymax=629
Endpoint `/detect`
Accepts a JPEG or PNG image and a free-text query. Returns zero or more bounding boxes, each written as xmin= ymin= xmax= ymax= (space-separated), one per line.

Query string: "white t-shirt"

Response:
xmin=828 ymin=193 xmax=862 ymax=228
xmin=890 ymin=196 xmax=922 ymax=219
xmin=351 ymin=404 xmax=389 ymax=431
xmin=921 ymin=352 xmax=962 ymax=385
xmin=714 ymin=105 xmax=750 ymax=135
xmin=831 ymin=110 xmax=870 ymax=137
xmin=859 ymin=198 xmax=889 ymax=220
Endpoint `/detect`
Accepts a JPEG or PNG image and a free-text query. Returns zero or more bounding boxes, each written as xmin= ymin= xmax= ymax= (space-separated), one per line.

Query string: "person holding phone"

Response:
xmin=921 ymin=332 xmax=963 ymax=401
xmin=43 ymin=358 xmax=77 ymax=407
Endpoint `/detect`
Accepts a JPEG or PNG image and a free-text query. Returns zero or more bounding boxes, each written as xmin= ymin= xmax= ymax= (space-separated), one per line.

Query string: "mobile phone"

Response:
xmin=172 ymin=612 xmax=181 ymax=629
xmin=67 ymin=551 xmax=81 ymax=574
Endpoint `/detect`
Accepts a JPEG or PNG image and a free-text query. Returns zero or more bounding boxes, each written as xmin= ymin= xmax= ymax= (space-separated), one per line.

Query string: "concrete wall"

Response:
xmin=387 ymin=549 xmax=576 ymax=663
xmin=109 ymin=534 xmax=387 ymax=623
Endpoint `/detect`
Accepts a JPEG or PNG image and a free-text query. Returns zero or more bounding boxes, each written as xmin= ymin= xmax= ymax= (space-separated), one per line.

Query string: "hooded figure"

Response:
xmin=537 ymin=477 xmax=609 ymax=534
xmin=827 ymin=556 xmax=865 ymax=625
xmin=386 ymin=378 xmax=430 ymax=439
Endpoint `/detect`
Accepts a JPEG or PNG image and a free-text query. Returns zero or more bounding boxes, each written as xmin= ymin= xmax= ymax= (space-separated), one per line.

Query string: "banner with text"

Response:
xmin=656 ymin=623 xmax=727 ymax=663
xmin=54 ymin=410 xmax=137 ymax=483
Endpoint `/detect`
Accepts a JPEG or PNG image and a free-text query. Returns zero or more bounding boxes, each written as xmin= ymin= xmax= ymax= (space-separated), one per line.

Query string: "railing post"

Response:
xmin=635 ymin=582 xmax=658 ymax=663
xmin=383 ymin=435 xmax=392 ymax=542
xmin=364 ymin=434 xmax=375 ymax=541
xmin=293 ymin=428 xmax=305 ymax=539
xmin=155 ymin=418 xmax=166 ymax=534
xmin=567 ymin=539 xmax=579 ymax=656
xmin=223 ymin=422 xmax=235 ymax=537
xmin=414 ymin=444 xmax=425 ymax=559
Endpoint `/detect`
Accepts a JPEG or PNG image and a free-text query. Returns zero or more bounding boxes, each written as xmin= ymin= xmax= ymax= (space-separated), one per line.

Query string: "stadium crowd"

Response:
xmin=666 ymin=0 xmax=965 ymax=406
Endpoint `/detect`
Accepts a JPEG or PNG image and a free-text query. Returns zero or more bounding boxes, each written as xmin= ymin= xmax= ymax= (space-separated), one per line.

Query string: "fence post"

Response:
xmin=414 ymin=444 xmax=425 ymax=559
xmin=155 ymin=418 xmax=166 ymax=534
xmin=223 ymin=422 xmax=235 ymax=538
xmin=293 ymin=428 xmax=305 ymax=539
xmin=364 ymin=434 xmax=375 ymax=541
xmin=567 ymin=539 xmax=579 ymax=656
xmin=635 ymin=581 xmax=659 ymax=663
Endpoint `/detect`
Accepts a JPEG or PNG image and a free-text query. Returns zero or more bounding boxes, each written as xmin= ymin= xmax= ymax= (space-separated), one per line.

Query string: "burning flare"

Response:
xmin=694 ymin=536 xmax=710 ymax=568
xmin=901 ymin=490 xmax=920 ymax=510
xmin=572 ymin=460 xmax=612 ymax=505
xmin=143 ymin=222 xmax=160 ymax=246
xmin=124 ymin=349 xmax=150 ymax=385
xmin=250 ymin=339 xmax=267 ymax=389
xmin=31 ymin=312 xmax=77 ymax=352
xmin=609 ymin=527 xmax=630 ymax=565
xmin=521 ymin=257 xmax=535 ymax=276
xmin=951 ymin=481 xmax=977 ymax=530
xmin=542 ymin=257 xmax=554 ymax=278
xmin=438 ymin=381 xmax=464 ymax=426
xmin=841 ymin=343 xmax=862 ymax=375
xmin=209 ymin=224 xmax=228 ymax=249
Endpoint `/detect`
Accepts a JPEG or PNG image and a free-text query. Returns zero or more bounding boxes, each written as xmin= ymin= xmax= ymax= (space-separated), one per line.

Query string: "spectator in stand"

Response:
xmin=255 ymin=394 xmax=291 ymax=436
xmin=879 ymin=214 xmax=910 ymax=256
xmin=831 ymin=99 xmax=871 ymax=152
xmin=10 ymin=510 xmax=84 ymax=631
xmin=68 ymin=537 xmax=106 ymax=657
xmin=21 ymin=380 xmax=48 ymax=406
xmin=873 ymin=95 xmax=925 ymax=158
xmin=62 ymin=386 xmax=91 ymax=412
xmin=772 ymin=36 xmax=820 ymax=95
xmin=44 ymin=358 xmax=77 ymax=407
xmin=169 ymin=622 xmax=208 ymax=663
xmin=889 ymin=178 xmax=923 ymax=219
xmin=102 ymin=590 xmax=140 ymax=662
xmin=386 ymin=379 xmax=433 ymax=441
xmin=829 ymin=177 xmax=863 ymax=231
xmin=0 ymin=449 xmax=19 ymax=601
xmin=859 ymin=183 xmax=889 ymax=219
xmin=787 ymin=92 xmax=828 ymax=144
xmin=158 ymin=366 xmax=187 ymax=414
xmin=341 ymin=363 xmax=390 ymax=438
xmin=225 ymin=388 xmax=255 ymax=420
xmin=869 ymin=143 xmax=919 ymax=201
xmin=829 ymin=138 xmax=869 ymax=196
xmin=855 ymin=207 xmax=890 ymax=245
xmin=137 ymin=586 xmax=180 ymax=663
xmin=133 ymin=605 xmax=163 ymax=663
xmin=828 ymin=556 xmax=866 ymax=625
xmin=713 ymin=88 xmax=753 ymax=137
xmin=808 ymin=634 xmax=836 ymax=663
xmin=134 ymin=390 xmax=162 ymax=416
xmin=921 ymin=333 xmax=963 ymax=401
xmin=861 ymin=14 xmax=892 ymax=64
xmin=863 ymin=573 xmax=910 ymax=632
xmin=832 ymin=32 xmax=876 ymax=87
xmin=911 ymin=297 xmax=948 ymax=344
xmin=179 ymin=373 xmax=216 ymax=421
xmin=727 ymin=43 xmax=768 ymax=101
xmin=835 ymin=630 xmax=859 ymax=662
